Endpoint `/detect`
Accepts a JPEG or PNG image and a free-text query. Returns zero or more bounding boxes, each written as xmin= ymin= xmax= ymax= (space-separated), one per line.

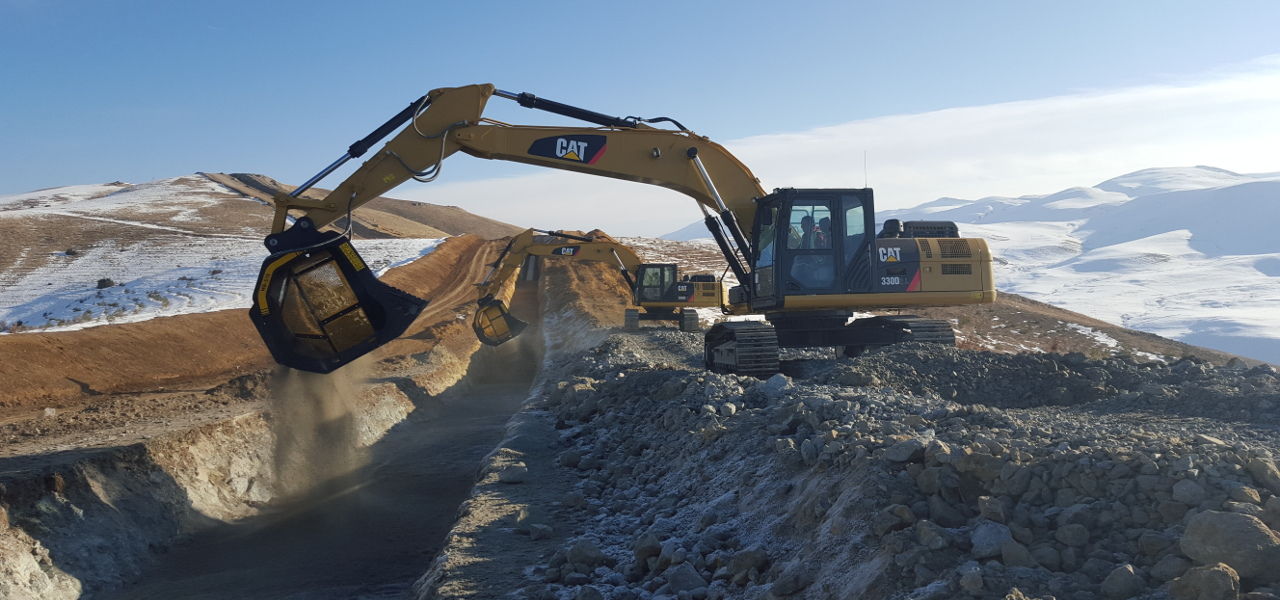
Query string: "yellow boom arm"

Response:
xmin=267 ymin=84 xmax=762 ymax=285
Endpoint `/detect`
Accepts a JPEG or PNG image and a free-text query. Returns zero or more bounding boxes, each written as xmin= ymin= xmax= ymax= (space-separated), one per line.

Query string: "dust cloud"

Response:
xmin=269 ymin=358 xmax=370 ymax=499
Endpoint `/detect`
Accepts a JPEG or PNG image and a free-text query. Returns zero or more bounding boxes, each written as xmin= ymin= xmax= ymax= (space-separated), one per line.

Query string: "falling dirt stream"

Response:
xmin=104 ymin=378 xmax=532 ymax=600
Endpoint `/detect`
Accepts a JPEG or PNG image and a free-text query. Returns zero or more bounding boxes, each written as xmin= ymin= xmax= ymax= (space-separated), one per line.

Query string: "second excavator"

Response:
xmin=471 ymin=228 xmax=720 ymax=345
xmin=248 ymin=84 xmax=995 ymax=377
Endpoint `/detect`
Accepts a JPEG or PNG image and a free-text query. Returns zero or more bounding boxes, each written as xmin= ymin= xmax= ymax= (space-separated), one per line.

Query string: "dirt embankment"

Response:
xmin=0 ymin=310 xmax=272 ymax=410
xmin=0 ymin=234 xmax=494 ymax=413
xmin=912 ymin=293 xmax=1244 ymax=365
xmin=0 ymin=365 xmax=421 ymax=599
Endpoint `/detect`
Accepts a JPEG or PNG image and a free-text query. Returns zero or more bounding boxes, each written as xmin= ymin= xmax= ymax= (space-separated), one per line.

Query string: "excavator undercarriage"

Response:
xmin=703 ymin=313 xmax=958 ymax=376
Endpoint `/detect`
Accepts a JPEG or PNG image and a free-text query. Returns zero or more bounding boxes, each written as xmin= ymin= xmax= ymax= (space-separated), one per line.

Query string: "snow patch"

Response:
xmin=1 ymin=237 xmax=444 ymax=333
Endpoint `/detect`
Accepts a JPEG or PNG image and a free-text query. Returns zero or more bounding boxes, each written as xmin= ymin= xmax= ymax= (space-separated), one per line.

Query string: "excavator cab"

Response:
xmin=634 ymin=264 xmax=679 ymax=302
xmin=748 ymin=188 xmax=876 ymax=310
xmin=249 ymin=219 xmax=427 ymax=373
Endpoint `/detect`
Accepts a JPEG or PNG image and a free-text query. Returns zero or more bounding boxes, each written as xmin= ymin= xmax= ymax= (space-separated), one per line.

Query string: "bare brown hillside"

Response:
xmin=205 ymin=172 xmax=523 ymax=239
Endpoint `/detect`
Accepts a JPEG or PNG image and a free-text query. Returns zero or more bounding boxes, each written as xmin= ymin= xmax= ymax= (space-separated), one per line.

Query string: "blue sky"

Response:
xmin=3 ymin=1 xmax=1280 ymax=234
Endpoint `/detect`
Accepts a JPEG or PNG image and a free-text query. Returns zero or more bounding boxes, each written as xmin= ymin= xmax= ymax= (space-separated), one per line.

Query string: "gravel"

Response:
xmin=510 ymin=331 xmax=1280 ymax=599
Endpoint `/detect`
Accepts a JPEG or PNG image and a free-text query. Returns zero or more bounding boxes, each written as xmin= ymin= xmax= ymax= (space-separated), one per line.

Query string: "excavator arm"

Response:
xmin=266 ymin=84 xmax=764 ymax=284
xmin=251 ymin=84 xmax=767 ymax=373
xmin=471 ymin=228 xmax=642 ymax=345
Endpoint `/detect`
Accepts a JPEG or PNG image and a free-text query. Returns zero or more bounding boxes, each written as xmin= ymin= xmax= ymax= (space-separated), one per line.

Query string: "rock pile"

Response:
xmin=514 ymin=333 xmax=1280 ymax=599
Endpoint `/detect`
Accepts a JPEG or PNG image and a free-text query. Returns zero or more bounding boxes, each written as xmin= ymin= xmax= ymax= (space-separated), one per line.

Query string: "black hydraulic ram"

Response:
xmin=702 ymin=214 xmax=750 ymax=287
xmin=289 ymin=94 xmax=431 ymax=199
xmin=493 ymin=89 xmax=637 ymax=128
xmin=686 ymin=147 xmax=752 ymax=295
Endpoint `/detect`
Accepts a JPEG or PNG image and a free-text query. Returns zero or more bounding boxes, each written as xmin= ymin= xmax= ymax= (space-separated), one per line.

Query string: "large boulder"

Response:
xmin=1170 ymin=562 xmax=1240 ymax=600
xmin=970 ymin=520 xmax=1013 ymax=559
xmin=1247 ymin=457 xmax=1280 ymax=496
xmin=1180 ymin=511 xmax=1280 ymax=582
xmin=660 ymin=562 xmax=707 ymax=594
xmin=567 ymin=539 xmax=610 ymax=568
xmin=1101 ymin=564 xmax=1145 ymax=599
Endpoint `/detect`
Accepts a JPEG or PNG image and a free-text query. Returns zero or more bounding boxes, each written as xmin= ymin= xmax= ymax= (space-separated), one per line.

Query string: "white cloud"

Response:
xmin=400 ymin=55 xmax=1280 ymax=236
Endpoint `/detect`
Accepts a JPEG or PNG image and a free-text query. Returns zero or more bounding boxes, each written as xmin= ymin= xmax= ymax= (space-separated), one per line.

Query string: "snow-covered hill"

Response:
xmin=882 ymin=166 xmax=1280 ymax=363
xmin=0 ymin=175 xmax=443 ymax=333
xmin=662 ymin=166 xmax=1280 ymax=363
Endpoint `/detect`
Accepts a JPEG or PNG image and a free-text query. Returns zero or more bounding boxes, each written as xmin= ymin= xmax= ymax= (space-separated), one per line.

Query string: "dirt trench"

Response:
xmin=102 ymin=343 xmax=542 ymax=599
xmin=101 ymin=279 xmax=550 ymax=600
xmin=0 ymin=292 xmax=548 ymax=600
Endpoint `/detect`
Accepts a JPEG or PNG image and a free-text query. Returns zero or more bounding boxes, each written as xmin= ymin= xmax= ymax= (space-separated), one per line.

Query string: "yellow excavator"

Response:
xmin=472 ymin=228 xmax=720 ymax=345
xmin=248 ymin=84 xmax=995 ymax=376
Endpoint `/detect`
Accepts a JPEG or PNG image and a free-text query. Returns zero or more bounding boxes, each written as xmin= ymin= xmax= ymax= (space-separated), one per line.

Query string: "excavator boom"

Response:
xmin=264 ymin=84 xmax=762 ymax=285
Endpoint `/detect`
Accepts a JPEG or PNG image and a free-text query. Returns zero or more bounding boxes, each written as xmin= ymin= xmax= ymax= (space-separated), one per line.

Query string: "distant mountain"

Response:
xmin=661 ymin=166 xmax=1280 ymax=363
xmin=661 ymin=220 xmax=716 ymax=242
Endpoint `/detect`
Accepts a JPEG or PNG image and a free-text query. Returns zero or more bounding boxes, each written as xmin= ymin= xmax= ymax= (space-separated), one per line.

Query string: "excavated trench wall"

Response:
xmin=0 ymin=328 xmax=487 ymax=599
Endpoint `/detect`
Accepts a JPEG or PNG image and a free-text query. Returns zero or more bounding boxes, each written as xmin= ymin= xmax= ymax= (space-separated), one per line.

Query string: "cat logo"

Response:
xmin=551 ymin=246 xmax=580 ymax=256
xmin=527 ymin=134 xmax=607 ymax=164
xmin=556 ymin=138 xmax=588 ymax=161
xmin=878 ymin=247 xmax=902 ymax=263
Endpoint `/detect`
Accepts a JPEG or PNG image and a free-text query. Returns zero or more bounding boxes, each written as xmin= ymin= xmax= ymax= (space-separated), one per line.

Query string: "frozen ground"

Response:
xmin=0 ymin=236 xmax=443 ymax=333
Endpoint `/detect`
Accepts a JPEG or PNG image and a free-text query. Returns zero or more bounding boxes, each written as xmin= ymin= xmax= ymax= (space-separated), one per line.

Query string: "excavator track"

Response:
xmin=705 ymin=321 xmax=780 ymax=378
xmin=843 ymin=315 xmax=956 ymax=357
xmin=884 ymin=316 xmax=956 ymax=345
xmin=679 ymin=308 xmax=701 ymax=332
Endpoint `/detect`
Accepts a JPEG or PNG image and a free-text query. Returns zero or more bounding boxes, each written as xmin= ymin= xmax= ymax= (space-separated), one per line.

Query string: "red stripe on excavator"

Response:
xmin=587 ymin=144 xmax=607 ymax=165
xmin=906 ymin=270 xmax=921 ymax=292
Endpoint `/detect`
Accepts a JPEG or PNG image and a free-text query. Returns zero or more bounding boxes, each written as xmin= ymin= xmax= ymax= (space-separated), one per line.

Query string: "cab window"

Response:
xmin=786 ymin=200 xmax=834 ymax=290
xmin=843 ymin=196 xmax=866 ymax=263
xmin=786 ymin=202 xmax=832 ymax=250
xmin=638 ymin=265 xmax=675 ymax=301
xmin=757 ymin=207 xmax=778 ymax=267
